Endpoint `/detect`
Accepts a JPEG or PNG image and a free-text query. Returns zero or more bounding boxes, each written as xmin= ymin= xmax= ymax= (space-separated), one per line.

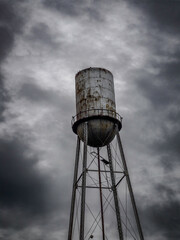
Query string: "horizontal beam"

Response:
xmin=87 ymin=169 xmax=124 ymax=174
xmin=78 ymin=185 xmax=111 ymax=190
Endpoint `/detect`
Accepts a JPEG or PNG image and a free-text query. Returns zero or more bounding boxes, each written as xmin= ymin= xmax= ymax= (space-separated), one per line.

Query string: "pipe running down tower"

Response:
xmin=68 ymin=67 xmax=144 ymax=240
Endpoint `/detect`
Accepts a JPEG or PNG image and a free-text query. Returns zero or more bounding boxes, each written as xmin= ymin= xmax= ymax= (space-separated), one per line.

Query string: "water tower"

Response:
xmin=68 ymin=68 xmax=144 ymax=240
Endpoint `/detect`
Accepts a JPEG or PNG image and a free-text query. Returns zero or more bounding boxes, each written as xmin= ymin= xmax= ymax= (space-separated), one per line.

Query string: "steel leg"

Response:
xmin=107 ymin=144 xmax=124 ymax=240
xmin=116 ymin=128 xmax=144 ymax=240
xmin=80 ymin=122 xmax=88 ymax=240
xmin=68 ymin=136 xmax=81 ymax=240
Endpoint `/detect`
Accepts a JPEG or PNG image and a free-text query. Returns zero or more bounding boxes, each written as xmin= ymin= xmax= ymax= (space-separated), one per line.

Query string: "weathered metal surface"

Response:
xmin=77 ymin=119 xmax=116 ymax=147
xmin=75 ymin=67 xmax=116 ymax=119
xmin=72 ymin=109 xmax=122 ymax=125
xmin=74 ymin=67 xmax=120 ymax=147
xmin=107 ymin=144 xmax=124 ymax=240
xmin=80 ymin=122 xmax=88 ymax=240
xmin=68 ymin=137 xmax=80 ymax=240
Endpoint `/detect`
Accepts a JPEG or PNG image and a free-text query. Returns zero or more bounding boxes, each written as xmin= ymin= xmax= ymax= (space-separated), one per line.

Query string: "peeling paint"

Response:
xmin=75 ymin=67 xmax=116 ymax=120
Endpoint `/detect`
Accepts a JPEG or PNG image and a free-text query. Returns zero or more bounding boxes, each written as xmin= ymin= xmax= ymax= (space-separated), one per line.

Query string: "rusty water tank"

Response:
xmin=72 ymin=67 xmax=122 ymax=147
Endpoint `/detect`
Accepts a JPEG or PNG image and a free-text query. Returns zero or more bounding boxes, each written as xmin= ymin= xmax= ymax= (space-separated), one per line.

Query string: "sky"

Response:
xmin=0 ymin=0 xmax=180 ymax=239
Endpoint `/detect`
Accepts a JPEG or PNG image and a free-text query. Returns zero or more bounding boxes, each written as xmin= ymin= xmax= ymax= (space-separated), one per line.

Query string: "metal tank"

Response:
xmin=72 ymin=67 xmax=122 ymax=147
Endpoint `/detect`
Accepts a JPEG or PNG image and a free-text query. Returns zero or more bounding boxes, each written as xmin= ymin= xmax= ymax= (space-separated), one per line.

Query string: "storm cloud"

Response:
xmin=0 ymin=0 xmax=179 ymax=239
xmin=0 ymin=0 xmax=24 ymax=121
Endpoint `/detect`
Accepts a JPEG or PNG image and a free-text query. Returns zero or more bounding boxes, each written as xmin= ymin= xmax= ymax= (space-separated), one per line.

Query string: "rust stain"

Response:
xmin=75 ymin=68 xmax=116 ymax=122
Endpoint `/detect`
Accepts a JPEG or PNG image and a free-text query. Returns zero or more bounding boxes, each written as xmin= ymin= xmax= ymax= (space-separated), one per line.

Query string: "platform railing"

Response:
xmin=71 ymin=109 xmax=122 ymax=126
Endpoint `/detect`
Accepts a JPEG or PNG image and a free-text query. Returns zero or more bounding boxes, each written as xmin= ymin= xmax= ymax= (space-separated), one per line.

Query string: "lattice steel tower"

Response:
xmin=68 ymin=68 xmax=144 ymax=240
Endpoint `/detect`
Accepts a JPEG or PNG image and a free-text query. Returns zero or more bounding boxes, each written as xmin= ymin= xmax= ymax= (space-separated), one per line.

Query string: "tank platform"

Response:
xmin=72 ymin=109 xmax=122 ymax=135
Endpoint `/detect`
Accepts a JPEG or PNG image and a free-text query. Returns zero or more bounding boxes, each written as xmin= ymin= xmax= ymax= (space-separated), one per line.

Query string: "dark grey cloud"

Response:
xmin=154 ymin=128 xmax=180 ymax=159
xmin=19 ymin=82 xmax=58 ymax=103
xmin=136 ymin=53 xmax=180 ymax=170
xmin=43 ymin=0 xmax=81 ymax=16
xmin=137 ymin=71 xmax=180 ymax=110
xmin=0 ymin=135 xmax=70 ymax=240
xmin=18 ymin=81 xmax=74 ymax=114
xmin=133 ymin=48 xmax=180 ymax=239
xmin=140 ymin=183 xmax=180 ymax=240
xmin=0 ymin=0 xmax=25 ymax=120
xmin=43 ymin=0 xmax=103 ymax=21
xmin=127 ymin=0 xmax=180 ymax=34
xmin=0 ymin=74 xmax=9 ymax=122
xmin=0 ymin=136 xmax=50 ymax=229
xmin=27 ymin=22 xmax=60 ymax=49
xmin=0 ymin=0 xmax=24 ymax=63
